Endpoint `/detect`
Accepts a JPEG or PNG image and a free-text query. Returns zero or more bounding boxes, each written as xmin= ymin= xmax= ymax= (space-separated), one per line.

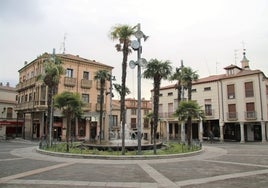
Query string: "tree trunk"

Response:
xmin=186 ymin=117 xmax=192 ymax=146
xmin=66 ymin=115 xmax=71 ymax=152
xmin=121 ymin=43 xmax=128 ymax=155
xmin=99 ymin=80 xmax=105 ymax=144
xmin=153 ymin=79 xmax=160 ymax=154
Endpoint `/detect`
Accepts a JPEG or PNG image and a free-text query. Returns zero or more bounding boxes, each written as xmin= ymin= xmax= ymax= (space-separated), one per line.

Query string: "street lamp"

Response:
xmin=129 ymin=23 xmax=148 ymax=154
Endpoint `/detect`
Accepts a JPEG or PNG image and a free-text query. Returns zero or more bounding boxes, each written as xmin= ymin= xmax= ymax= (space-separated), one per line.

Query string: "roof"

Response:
xmin=19 ymin=52 xmax=113 ymax=72
xmin=57 ymin=54 xmax=114 ymax=69
xmin=159 ymin=69 xmax=265 ymax=90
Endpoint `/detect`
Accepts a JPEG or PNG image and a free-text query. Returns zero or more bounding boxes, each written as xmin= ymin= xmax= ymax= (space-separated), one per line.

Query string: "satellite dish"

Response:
xmin=129 ymin=60 xmax=136 ymax=69
xmin=139 ymin=58 xmax=147 ymax=68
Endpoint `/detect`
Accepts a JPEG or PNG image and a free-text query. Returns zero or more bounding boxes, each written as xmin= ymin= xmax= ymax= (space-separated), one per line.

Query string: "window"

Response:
xmin=205 ymin=104 xmax=212 ymax=116
xmin=204 ymin=87 xmax=211 ymax=91
xmin=112 ymin=115 xmax=118 ymax=127
xmin=25 ymin=94 xmax=28 ymax=102
xmin=83 ymin=71 xmax=89 ymax=80
xmin=144 ymin=109 xmax=149 ymax=115
xmin=66 ymin=68 xmax=73 ymax=78
xmin=143 ymin=118 xmax=149 ymax=128
xmin=192 ymin=88 xmax=197 ymax=92
xmin=29 ymin=93 xmax=32 ymax=102
xmin=227 ymin=84 xmax=235 ymax=99
xmin=168 ymin=103 xmax=173 ymax=117
xmin=131 ymin=118 xmax=136 ymax=129
xmin=205 ymin=99 xmax=212 ymax=116
xmin=245 ymin=82 xmax=254 ymax=97
xmin=159 ymin=93 xmax=163 ymax=97
xmin=228 ymin=104 xmax=237 ymax=119
xmin=168 ymin=92 xmax=173 ymax=96
xmin=82 ymin=94 xmax=89 ymax=103
xmin=246 ymin=102 xmax=256 ymax=119
xmin=131 ymin=109 xmax=137 ymax=115
xmin=6 ymin=107 xmax=13 ymax=119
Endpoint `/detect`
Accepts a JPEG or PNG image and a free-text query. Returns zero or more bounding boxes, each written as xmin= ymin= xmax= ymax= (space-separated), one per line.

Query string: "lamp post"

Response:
xmin=129 ymin=23 xmax=148 ymax=154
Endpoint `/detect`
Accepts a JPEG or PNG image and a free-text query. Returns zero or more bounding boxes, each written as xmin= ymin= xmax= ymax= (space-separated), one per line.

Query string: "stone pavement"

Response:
xmin=0 ymin=140 xmax=268 ymax=187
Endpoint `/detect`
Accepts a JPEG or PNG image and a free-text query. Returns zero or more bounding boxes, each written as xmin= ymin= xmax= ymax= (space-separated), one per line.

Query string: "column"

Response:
xmin=40 ymin=112 xmax=44 ymax=139
xmin=181 ymin=122 xmax=185 ymax=143
xmin=166 ymin=121 xmax=169 ymax=142
xmin=240 ymin=122 xmax=245 ymax=143
xmin=219 ymin=121 xmax=224 ymax=143
xmin=261 ymin=121 xmax=266 ymax=143
xmin=172 ymin=124 xmax=175 ymax=139
xmin=199 ymin=120 xmax=203 ymax=142
xmin=85 ymin=119 xmax=90 ymax=142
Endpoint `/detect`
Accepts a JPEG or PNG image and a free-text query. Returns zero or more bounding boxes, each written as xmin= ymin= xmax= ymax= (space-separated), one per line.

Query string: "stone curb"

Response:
xmin=36 ymin=147 xmax=204 ymax=160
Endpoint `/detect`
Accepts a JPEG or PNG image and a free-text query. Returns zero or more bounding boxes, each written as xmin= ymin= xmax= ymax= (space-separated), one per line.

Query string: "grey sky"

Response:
xmin=1 ymin=0 xmax=267 ymax=99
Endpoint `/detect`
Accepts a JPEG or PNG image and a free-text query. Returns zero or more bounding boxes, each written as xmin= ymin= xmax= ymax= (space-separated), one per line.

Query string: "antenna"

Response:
xmin=216 ymin=61 xmax=219 ymax=75
xmin=234 ymin=49 xmax=238 ymax=65
xmin=60 ymin=33 xmax=67 ymax=54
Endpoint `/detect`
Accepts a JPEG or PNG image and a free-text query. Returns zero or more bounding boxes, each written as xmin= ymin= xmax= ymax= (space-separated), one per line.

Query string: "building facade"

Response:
xmin=0 ymin=82 xmax=23 ymax=139
xmin=154 ymin=52 xmax=268 ymax=143
xmin=111 ymin=98 xmax=152 ymax=141
xmin=15 ymin=52 xmax=113 ymax=142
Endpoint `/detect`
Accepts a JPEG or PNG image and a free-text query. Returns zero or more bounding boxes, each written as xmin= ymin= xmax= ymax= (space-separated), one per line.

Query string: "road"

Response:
xmin=0 ymin=140 xmax=268 ymax=187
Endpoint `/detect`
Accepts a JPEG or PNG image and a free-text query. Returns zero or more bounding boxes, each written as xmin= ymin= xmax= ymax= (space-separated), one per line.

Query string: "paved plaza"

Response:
xmin=0 ymin=140 xmax=268 ymax=188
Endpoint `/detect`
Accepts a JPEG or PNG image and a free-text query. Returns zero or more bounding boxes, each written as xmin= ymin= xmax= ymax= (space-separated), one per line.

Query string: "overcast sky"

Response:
xmin=1 ymin=0 xmax=267 ymax=99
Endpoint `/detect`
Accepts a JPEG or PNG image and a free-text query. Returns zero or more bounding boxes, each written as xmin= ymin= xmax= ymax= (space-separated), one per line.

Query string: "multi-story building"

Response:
xmin=0 ymin=82 xmax=23 ymax=139
xmin=154 ymin=51 xmax=268 ymax=143
xmin=111 ymin=98 xmax=152 ymax=141
xmin=15 ymin=52 xmax=113 ymax=141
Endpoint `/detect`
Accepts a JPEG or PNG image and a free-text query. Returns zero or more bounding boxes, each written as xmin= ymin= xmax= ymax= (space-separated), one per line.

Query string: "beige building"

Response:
xmin=111 ymin=98 xmax=152 ymax=141
xmin=0 ymin=82 xmax=23 ymax=139
xmin=15 ymin=52 xmax=113 ymax=141
xmin=154 ymin=51 xmax=268 ymax=143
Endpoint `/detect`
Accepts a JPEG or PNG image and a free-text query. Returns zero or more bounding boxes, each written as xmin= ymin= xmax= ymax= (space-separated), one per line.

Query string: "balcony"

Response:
xmin=14 ymin=101 xmax=35 ymax=111
xmin=16 ymin=77 xmax=36 ymax=91
xmin=82 ymin=103 xmax=92 ymax=111
xmin=158 ymin=112 xmax=174 ymax=119
xmin=205 ymin=109 xmax=214 ymax=118
xmin=227 ymin=112 xmax=238 ymax=121
xmin=81 ymin=79 xmax=92 ymax=89
xmin=245 ymin=111 xmax=257 ymax=120
xmin=64 ymin=77 xmax=76 ymax=87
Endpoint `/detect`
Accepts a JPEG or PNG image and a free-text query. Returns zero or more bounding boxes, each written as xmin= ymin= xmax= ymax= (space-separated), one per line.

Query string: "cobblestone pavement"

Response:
xmin=0 ymin=140 xmax=268 ymax=188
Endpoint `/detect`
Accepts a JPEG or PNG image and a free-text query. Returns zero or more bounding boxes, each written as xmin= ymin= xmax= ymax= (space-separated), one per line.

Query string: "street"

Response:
xmin=0 ymin=140 xmax=268 ymax=187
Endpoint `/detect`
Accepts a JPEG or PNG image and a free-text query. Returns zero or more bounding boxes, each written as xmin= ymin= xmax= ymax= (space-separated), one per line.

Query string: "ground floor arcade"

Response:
xmin=157 ymin=119 xmax=268 ymax=143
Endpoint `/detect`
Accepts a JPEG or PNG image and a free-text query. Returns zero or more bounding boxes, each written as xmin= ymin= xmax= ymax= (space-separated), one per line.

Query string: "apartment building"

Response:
xmin=15 ymin=52 xmax=113 ymax=141
xmin=0 ymin=82 xmax=23 ymax=139
xmin=111 ymin=98 xmax=152 ymax=141
xmin=155 ymin=51 xmax=268 ymax=143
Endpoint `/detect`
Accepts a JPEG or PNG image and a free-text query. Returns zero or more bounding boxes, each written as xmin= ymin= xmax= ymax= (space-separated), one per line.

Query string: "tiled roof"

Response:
xmin=57 ymin=54 xmax=113 ymax=69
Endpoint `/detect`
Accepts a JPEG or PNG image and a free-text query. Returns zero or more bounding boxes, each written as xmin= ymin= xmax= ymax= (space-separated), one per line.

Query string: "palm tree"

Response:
xmin=54 ymin=91 xmax=83 ymax=152
xmin=143 ymin=59 xmax=172 ymax=154
xmin=181 ymin=67 xmax=199 ymax=101
xmin=110 ymin=24 xmax=136 ymax=154
xmin=170 ymin=67 xmax=184 ymax=104
xmin=180 ymin=67 xmax=199 ymax=145
xmin=38 ymin=54 xmax=64 ymax=147
xmin=94 ymin=70 xmax=110 ymax=144
xmin=113 ymin=83 xmax=130 ymax=121
xmin=174 ymin=100 xmax=204 ymax=145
